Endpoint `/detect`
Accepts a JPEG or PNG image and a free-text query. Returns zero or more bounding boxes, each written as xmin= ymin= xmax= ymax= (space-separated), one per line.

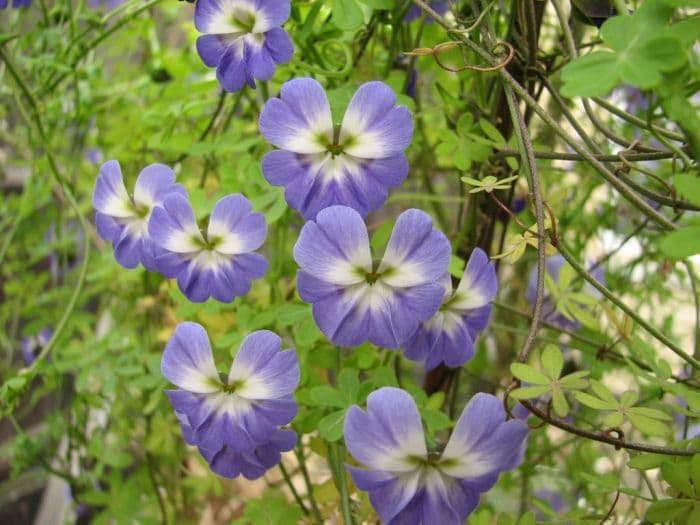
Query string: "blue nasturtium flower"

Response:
xmin=149 ymin=193 xmax=268 ymax=303
xmin=194 ymin=0 xmax=294 ymax=93
xmin=0 ymin=0 xmax=32 ymax=8
xmin=92 ymin=160 xmax=186 ymax=271
xmin=344 ymin=387 xmax=528 ymax=525
xmin=403 ymin=248 xmax=497 ymax=370
xmin=294 ymin=206 xmax=450 ymax=349
xmin=162 ymin=322 xmax=299 ymax=479
xmin=259 ymin=78 xmax=413 ymax=219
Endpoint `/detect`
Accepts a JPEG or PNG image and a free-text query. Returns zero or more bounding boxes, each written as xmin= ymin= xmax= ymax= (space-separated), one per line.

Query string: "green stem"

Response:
xmin=0 ymin=45 xmax=91 ymax=376
xmin=279 ymin=462 xmax=310 ymax=516
xmin=556 ymin=242 xmax=700 ymax=370
xmin=503 ymin=86 xmax=546 ymax=364
xmin=294 ymin=446 xmax=324 ymax=524
xmin=327 ymin=442 xmax=353 ymax=525
xmin=410 ymin=0 xmax=678 ymax=232
xmin=40 ymin=0 xmax=164 ymax=97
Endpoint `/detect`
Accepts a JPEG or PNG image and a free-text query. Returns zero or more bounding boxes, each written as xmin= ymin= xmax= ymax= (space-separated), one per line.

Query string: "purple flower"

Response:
xmin=194 ymin=0 xmax=294 ymax=93
xmin=294 ymin=206 xmax=451 ymax=349
xmin=92 ymin=161 xmax=186 ymax=271
xmin=20 ymin=328 xmax=53 ymax=365
xmin=259 ymin=78 xmax=413 ymax=219
xmin=405 ymin=1 xmax=449 ymax=23
xmin=87 ymin=0 xmax=127 ymax=8
xmin=403 ymin=248 xmax=497 ymax=370
xmin=344 ymin=388 xmax=528 ymax=525
xmin=85 ymin=148 xmax=103 ymax=166
xmin=0 ymin=0 xmax=32 ymax=8
xmin=526 ymin=255 xmax=604 ymax=331
xmin=162 ymin=323 xmax=299 ymax=478
xmin=149 ymin=193 xmax=268 ymax=303
xmin=176 ymin=410 xmax=297 ymax=479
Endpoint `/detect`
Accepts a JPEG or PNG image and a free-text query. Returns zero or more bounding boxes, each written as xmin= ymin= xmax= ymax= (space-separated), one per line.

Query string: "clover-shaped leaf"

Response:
xmin=510 ymin=345 xmax=589 ymax=417
xmin=573 ymin=381 xmax=672 ymax=437
xmin=561 ymin=4 xmax=690 ymax=97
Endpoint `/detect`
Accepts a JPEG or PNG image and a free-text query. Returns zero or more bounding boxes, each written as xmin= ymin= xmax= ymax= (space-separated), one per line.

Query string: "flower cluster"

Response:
xmin=162 ymin=322 xmax=299 ymax=479
xmin=92 ymin=161 xmax=268 ymax=303
xmin=194 ymin=0 xmax=294 ymax=92
xmin=344 ymin=387 xmax=528 ymax=524
xmin=294 ymin=206 xmax=450 ymax=349
xmin=89 ymin=2 xmax=517 ymax=515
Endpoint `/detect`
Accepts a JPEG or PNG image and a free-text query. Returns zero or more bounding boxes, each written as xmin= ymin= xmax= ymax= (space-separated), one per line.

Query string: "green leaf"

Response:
xmin=420 ymin=408 xmax=453 ymax=432
xmin=338 ymin=368 xmax=360 ymax=405
xmin=674 ymin=174 xmax=700 ymax=206
xmin=510 ymin=363 xmax=550 ymax=385
xmin=307 ymin=386 xmax=346 ymax=408
xmin=573 ymin=391 xmax=617 ymax=410
xmin=333 ymin=0 xmax=364 ymax=31
xmin=619 ymin=390 xmax=639 ymax=407
xmin=517 ymin=511 xmax=536 ymax=525
xmin=559 ymin=371 xmax=590 ymax=390
xmin=275 ymin=304 xmax=312 ymax=325
xmin=691 ymin=454 xmax=700 ymax=490
xmin=479 ymin=119 xmax=506 ymax=147
xmin=551 ymin=387 xmax=570 ymax=417
xmin=591 ymin=380 xmax=617 ymax=404
xmin=449 ymin=254 xmax=466 ymax=278
xmin=627 ymin=406 xmax=672 ymax=421
xmin=373 ymin=366 xmax=399 ymax=387
xmin=509 ymin=385 xmax=552 ymax=399
xmin=659 ymin=225 xmax=700 ymax=258
xmin=645 ymin=499 xmax=694 ymax=523
xmin=231 ymin=492 xmax=304 ymax=524
xmin=561 ymin=9 xmax=689 ymax=97
xmin=561 ymin=52 xmax=620 ymax=97
xmin=541 ymin=345 xmax=564 ymax=379
xmin=359 ymin=0 xmax=394 ymax=8
xmin=662 ymin=462 xmax=693 ymax=494
xmin=318 ymin=408 xmax=347 ymax=442
xmin=628 ymin=453 xmax=667 ymax=470
xmin=628 ymin=412 xmax=672 ymax=437
xmin=602 ymin=411 xmax=624 ymax=428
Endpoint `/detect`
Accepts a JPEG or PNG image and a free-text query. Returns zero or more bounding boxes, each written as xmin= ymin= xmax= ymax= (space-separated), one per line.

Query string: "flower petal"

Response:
xmin=378 ymin=209 xmax=451 ymax=287
xmin=245 ymin=38 xmax=275 ymax=80
xmin=208 ymin=194 xmax=267 ymax=255
xmin=263 ymin=27 xmax=293 ymax=64
xmin=450 ymin=248 xmax=497 ymax=311
xmin=252 ymin=0 xmax=290 ymax=32
xmin=93 ymin=160 xmax=132 ymax=218
xmin=217 ymin=43 xmax=253 ymax=92
xmin=196 ymin=34 xmax=229 ymax=67
xmin=293 ymin=205 xmax=371 ymax=286
xmin=440 ymin=393 xmax=528 ymax=488
xmin=420 ymin=472 xmax=479 ymax=525
xmin=229 ymin=330 xmax=300 ymax=399
xmin=161 ymin=322 xmax=221 ymax=393
xmin=259 ymin=77 xmax=333 ymax=154
xmin=339 ymin=81 xmax=413 ymax=159
xmin=149 ymin=193 xmax=204 ymax=253
xmin=344 ymin=387 xmax=427 ymax=472
xmin=132 ymin=163 xmax=185 ymax=209
xmin=194 ymin=0 xmax=241 ymax=34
